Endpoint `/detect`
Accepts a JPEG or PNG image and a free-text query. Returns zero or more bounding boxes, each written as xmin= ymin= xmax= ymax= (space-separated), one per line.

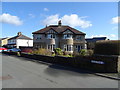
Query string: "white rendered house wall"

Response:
xmin=16 ymin=39 xmax=33 ymax=48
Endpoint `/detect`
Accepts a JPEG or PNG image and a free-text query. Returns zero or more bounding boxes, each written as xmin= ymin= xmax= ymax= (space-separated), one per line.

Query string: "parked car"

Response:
xmin=21 ymin=48 xmax=33 ymax=53
xmin=0 ymin=47 xmax=8 ymax=52
xmin=7 ymin=48 xmax=21 ymax=52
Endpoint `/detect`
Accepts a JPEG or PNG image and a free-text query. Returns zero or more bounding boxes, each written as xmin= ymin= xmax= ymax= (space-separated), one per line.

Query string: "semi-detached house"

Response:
xmin=32 ymin=21 xmax=86 ymax=54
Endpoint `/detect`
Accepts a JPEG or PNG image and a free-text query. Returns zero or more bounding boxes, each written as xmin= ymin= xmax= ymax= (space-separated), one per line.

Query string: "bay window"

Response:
xmin=48 ymin=44 xmax=56 ymax=52
xmin=64 ymin=45 xmax=73 ymax=51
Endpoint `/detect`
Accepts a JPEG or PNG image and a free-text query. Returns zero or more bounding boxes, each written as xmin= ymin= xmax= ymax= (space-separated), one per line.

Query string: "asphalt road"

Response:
xmin=1 ymin=53 xmax=118 ymax=88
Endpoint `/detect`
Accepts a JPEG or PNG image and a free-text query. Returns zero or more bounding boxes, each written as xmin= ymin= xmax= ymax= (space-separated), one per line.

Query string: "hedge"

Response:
xmin=94 ymin=40 xmax=120 ymax=55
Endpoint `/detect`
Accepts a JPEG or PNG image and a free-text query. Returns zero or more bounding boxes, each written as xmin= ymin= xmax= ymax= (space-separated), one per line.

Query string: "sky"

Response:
xmin=1 ymin=2 xmax=119 ymax=40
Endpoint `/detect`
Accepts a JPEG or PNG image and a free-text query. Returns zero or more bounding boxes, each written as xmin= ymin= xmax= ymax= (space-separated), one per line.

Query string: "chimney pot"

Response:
xmin=58 ymin=20 xmax=62 ymax=26
xmin=17 ymin=32 xmax=22 ymax=36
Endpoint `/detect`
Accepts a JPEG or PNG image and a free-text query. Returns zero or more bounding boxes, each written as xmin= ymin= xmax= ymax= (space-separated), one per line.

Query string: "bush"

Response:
xmin=73 ymin=49 xmax=93 ymax=57
xmin=54 ymin=48 xmax=63 ymax=55
xmin=32 ymin=48 xmax=52 ymax=56
xmin=52 ymin=53 xmax=55 ymax=56
xmin=73 ymin=51 xmax=80 ymax=57
xmin=63 ymin=54 xmax=73 ymax=57
xmin=17 ymin=52 xmax=21 ymax=56
xmin=87 ymin=49 xmax=94 ymax=56
xmin=79 ymin=49 xmax=87 ymax=56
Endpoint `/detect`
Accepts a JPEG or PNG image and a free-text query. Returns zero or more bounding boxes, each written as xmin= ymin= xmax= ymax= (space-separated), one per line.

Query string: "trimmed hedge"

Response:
xmin=94 ymin=40 xmax=120 ymax=55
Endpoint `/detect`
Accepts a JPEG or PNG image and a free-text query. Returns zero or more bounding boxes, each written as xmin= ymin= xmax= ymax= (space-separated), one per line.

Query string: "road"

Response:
xmin=1 ymin=53 xmax=118 ymax=88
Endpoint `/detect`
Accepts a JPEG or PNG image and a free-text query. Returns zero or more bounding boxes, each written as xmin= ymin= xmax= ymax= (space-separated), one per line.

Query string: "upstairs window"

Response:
xmin=76 ymin=36 xmax=82 ymax=40
xmin=34 ymin=35 xmax=42 ymax=40
xmin=63 ymin=34 xmax=73 ymax=39
xmin=47 ymin=34 xmax=56 ymax=39
xmin=37 ymin=35 xmax=42 ymax=39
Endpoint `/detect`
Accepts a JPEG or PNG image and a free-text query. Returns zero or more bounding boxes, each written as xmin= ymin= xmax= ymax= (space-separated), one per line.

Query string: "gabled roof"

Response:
xmin=8 ymin=34 xmax=32 ymax=40
xmin=0 ymin=37 xmax=9 ymax=40
xmin=32 ymin=25 xmax=86 ymax=35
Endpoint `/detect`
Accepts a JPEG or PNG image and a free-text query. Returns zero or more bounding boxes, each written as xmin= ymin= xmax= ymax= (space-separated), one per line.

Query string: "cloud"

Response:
xmin=43 ymin=14 xmax=59 ymax=25
xmin=42 ymin=14 xmax=92 ymax=29
xmin=0 ymin=13 xmax=23 ymax=26
xmin=90 ymin=35 xmax=107 ymax=38
xmin=109 ymin=34 xmax=116 ymax=38
xmin=44 ymin=8 xmax=49 ymax=11
xmin=89 ymin=34 xmax=116 ymax=39
xmin=112 ymin=26 xmax=118 ymax=30
xmin=111 ymin=16 xmax=120 ymax=24
xmin=28 ymin=14 xmax=35 ymax=18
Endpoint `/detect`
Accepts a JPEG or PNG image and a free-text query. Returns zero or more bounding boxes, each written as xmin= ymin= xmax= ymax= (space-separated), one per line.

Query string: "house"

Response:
xmin=0 ymin=37 xmax=10 ymax=47
xmin=7 ymin=32 xmax=33 ymax=48
xmin=32 ymin=20 xmax=86 ymax=54
xmin=85 ymin=37 xmax=107 ymax=50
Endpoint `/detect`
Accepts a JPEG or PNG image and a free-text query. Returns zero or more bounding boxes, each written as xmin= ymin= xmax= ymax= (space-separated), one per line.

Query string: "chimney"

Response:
xmin=17 ymin=32 xmax=22 ymax=36
xmin=46 ymin=25 xmax=48 ymax=28
xmin=58 ymin=20 xmax=62 ymax=26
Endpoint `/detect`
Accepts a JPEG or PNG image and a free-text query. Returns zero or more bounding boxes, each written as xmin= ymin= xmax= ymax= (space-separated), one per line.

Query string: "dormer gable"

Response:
xmin=62 ymin=29 xmax=74 ymax=34
xmin=46 ymin=28 xmax=57 ymax=34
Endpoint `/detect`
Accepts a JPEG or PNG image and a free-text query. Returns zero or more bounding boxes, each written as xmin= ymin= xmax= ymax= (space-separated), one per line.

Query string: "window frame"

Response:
xmin=47 ymin=34 xmax=56 ymax=39
xmin=64 ymin=44 xmax=73 ymax=51
xmin=63 ymin=34 xmax=73 ymax=39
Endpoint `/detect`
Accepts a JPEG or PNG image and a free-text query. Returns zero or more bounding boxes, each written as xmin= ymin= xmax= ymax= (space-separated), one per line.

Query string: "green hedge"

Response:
xmin=94 ymin=40 xmax=120 ymax=55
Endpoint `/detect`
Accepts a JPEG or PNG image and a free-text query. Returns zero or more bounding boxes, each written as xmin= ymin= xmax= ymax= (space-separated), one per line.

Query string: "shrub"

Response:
xmin=73 ymin=51 xmax=80 ymax=57
xmin=52 ymin=53 xmax=55 ymax=56
xmin=32 ymin=48 xmax=52 ymax=56
xmin=63 ymin=54 xmax=73 ymax=57
xmin=17 ymin=52 xmax=21 ymax=56
xmin=54 ymin=48 xmax=63 ymax=55
xmin=79 ymin=49 xmax=87 ymax=56
xmin=87 ymin=49 xmax=94 ymax=56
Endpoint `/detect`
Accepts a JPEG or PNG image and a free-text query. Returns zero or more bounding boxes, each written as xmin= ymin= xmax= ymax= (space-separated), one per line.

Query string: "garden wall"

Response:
xmin=21 ymin=53 xmax=120 ymax=73
xmin=3 ymin=52 xmax=120 ymax=73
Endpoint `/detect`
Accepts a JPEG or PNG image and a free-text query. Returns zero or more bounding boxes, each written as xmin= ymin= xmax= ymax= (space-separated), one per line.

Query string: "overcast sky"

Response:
xmin=1 ymin=2 xmax=119 ymax=40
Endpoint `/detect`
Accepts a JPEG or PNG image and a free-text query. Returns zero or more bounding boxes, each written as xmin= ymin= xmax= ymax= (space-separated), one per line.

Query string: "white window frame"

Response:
xmin=63 ymin=34 xmax=73 ymax=39
xmin=47 ymin=44 xmax=56 ymax=52
xmin=75 ymin=45 xmax=83 ymax=52
xmin=64 ymin=44 xmax=73 ymax=51
xmin=76 ymin=36 xmax=82 ymax=40
xmin=47 ymin=34 xmax=56 ymax=39
xmin=36 ymin=35 xmax=42 ymax=40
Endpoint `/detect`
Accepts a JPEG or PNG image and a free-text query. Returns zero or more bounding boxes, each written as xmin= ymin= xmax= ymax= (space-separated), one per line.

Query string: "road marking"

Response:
xmin=0 ymin=74 xmax=13 ymax=80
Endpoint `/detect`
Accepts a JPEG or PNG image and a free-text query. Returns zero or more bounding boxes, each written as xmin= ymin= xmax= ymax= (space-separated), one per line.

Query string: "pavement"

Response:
xmin=1 ymin=53 xmax=119 ymax=88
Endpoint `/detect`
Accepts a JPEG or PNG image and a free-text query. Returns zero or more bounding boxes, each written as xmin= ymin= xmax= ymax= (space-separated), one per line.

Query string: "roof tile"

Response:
xmin=32 ymin=25 xmax=86 ymax=35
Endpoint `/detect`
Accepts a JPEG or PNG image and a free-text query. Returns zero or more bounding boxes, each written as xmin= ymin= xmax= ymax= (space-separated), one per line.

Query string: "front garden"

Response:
xmin=26 ymin=48 xmax=94 ymax=58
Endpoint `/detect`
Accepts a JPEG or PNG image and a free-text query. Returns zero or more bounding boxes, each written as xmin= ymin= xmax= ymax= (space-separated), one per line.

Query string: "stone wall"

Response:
xmin=22 ymin=53 xmax=120 ymax=73
xmin=3 ymin=52 xmax=120 ymax=73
